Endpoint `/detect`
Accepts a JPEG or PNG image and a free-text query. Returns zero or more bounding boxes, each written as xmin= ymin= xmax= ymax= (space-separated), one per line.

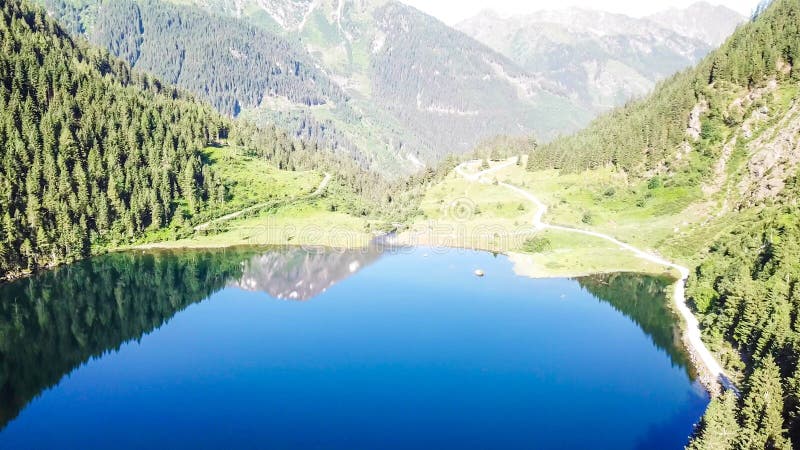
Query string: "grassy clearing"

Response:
xmin=508 ymin=229 xmax=670 ymax=279
xmin=135 ymin=145 xmax=374 ymax=249
xmin=136 ymin=204 xmax=374 ymax=250
xmin=204 ymin=145 xmax=321 ymax=212
xmin=398 ymin=163 xmax=672 ymax=277
xmin=483 ymin=84 xmax=800 ymax=266
xmin=395 ymin=170 xmax=534 ymax=250
xmin=495 ymin=163 xmax=714 ymax=265
xmin=448 ymin=102 xmax=784 ymax=270
xmin=418 ymin=171 xmax=532 ymax=221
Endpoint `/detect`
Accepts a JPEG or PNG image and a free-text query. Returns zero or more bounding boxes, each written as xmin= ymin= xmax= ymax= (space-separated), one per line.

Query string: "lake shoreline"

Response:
xmin=0 ymin=204 xmax=728 ymax=400
xmin=453 ymin=158 xmax=731 ymax=396
xmin=0 ymin=248 xmax=706 ymax=449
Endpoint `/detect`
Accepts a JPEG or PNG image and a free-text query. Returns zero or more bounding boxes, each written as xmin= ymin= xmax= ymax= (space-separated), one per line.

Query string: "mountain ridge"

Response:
xmin=39 ymin=0 xmax=593 ymax=174
xmin=647 ymin=1 xmax=746 ymax=46
xmin=456 ymin=2 xmax=744 ymax=112
xmin=197 ymin=0 xmax=594 ymax=154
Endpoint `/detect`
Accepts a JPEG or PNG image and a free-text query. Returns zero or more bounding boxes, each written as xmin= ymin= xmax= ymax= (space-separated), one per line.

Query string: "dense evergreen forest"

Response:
xmin=40 ymin=0 xmax=346 ymax=117
xmin=259 ymin=109 xmax=365 ymax=166
xmin=0 ymin=0 xmax=435 ymax=281
xmin=0 ymin=250 xmax=253 ymax=429
xmin=688 ymin=178 xmax=800 ymax=449
xmin=0 ymin=0 xmax=233 ymax=277
xmin=469 ymin=135 xmax=538 ymax=162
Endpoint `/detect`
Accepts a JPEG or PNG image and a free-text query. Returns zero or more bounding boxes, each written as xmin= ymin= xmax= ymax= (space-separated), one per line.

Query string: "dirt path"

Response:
xmin=194 ymin=173 xmax=331 ymax=232
xmin=458 ymin=158 xmax=732 ymax=393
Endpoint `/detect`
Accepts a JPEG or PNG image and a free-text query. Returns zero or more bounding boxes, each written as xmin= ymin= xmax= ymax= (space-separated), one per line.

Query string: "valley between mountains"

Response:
xmin=2 ymin=0 xmax=800 ymax=448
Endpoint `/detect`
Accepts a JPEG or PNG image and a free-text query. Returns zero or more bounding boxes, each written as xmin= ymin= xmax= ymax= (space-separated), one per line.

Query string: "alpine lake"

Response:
xmin=0 ymin=245 xmax=708 ymax=449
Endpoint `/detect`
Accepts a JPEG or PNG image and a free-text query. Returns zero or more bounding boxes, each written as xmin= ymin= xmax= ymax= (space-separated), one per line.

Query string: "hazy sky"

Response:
xmin=399 ymin=0 xmax=762 ymax=25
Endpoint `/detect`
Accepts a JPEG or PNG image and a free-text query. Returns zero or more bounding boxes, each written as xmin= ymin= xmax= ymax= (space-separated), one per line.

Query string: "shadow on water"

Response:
xmin=0 ymin=244 xmax=387 ymax=430
xmin=0 ymin=249 xmax=247 ymax=428
xmin=633 ymin=386 xmax=709 ymax=450
xmin=576 ymin=272 xmax=694 ymax=377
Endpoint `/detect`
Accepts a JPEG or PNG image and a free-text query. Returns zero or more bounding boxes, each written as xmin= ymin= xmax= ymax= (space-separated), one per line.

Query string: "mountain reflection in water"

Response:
xmin=0 ymin=244 xmax=388 ymax=429
xmin=0 ymin=245 xmax=694 ymax=437
xmin=233 ymin=245 xmax=385 ymax=300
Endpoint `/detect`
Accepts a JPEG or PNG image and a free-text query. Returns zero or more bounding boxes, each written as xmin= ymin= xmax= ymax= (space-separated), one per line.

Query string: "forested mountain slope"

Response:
xmin=141 ymin=0 xmax=592 ymax=164
xmin=37 ymin=0 xmax=392 ymax=169
xmin=515 ymin=0 xmax=800 ymax=447
xmin=0 ymin=0 xmax=409 ymax=281
xmin=457 ymin=4 xmax=743 ymax=112
xmin=366 ymin=1 xmax=589 ymax=155
xmin=0 ymin=0 xmax=231 ymax=277
xmin=42 ymin=0 xmax=345 ymax=116
xmin=688 ymin=180 xmax=800 ymax=448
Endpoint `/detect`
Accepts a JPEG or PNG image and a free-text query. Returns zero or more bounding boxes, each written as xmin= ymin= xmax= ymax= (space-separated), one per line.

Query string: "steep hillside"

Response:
xmin=37 ymin=0 xmax=392 ymax=168
xmin=457 ymin=4 xmax=742 ymax=112
xmin=0 ymin=0 xmax=406 ymax=281
xmin=44 ymin=0 xmax=346 ymax=116
xmin=0 ymin=0 xmax=233 ymax=277
xmin=367 ymin=2 xmax=589 ymax=154
xmin=512 ymin=0 xmax=800 ymax=447
xmin=527 ymin=1 xmax=794 ymax=179
xmin=160 ymin=0 xmax=592 ymax=161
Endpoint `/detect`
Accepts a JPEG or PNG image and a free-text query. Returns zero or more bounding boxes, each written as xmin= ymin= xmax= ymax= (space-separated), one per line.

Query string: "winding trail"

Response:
xmin=458 ymin=159 xmax=733 ymax=393
xmin=194 ymin=173 xmax=332 ymax=232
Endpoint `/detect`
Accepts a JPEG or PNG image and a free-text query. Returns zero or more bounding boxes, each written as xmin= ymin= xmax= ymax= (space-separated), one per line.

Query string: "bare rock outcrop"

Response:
xmin=738 ymin=101 xmax=800 ymax=203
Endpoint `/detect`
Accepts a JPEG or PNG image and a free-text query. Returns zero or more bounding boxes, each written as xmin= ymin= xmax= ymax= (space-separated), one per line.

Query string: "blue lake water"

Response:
xmin=0 ymin=246 xmax=708 ymax=449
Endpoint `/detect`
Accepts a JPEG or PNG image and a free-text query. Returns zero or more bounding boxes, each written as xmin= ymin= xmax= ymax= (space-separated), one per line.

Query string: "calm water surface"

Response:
xmin=0 ymin=246 xmax=707 ymax=449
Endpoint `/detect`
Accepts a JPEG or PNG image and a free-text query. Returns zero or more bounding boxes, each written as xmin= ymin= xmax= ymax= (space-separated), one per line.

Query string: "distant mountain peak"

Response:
xmin=456 ymin=3 xmax=743 ymax=114
xmin=646 ymin=1 xmax=744 ymax=47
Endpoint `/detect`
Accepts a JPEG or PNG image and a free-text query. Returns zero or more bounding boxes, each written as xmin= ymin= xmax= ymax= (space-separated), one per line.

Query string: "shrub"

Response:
xmin=522 ymin=237 xmax=552 ymax=253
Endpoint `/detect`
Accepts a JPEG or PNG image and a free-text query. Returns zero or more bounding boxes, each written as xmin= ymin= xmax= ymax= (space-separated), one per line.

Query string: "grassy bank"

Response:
xmin=135 ymin=202 xmax=374 ymax=250
xmin=395 ymin=162 xmax=673 ymax=278
xmin=131 ymin=144 xmax=377 ymax=250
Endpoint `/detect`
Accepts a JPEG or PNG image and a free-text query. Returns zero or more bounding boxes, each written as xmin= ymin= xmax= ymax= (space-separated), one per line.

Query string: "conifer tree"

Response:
xmin=689 ymin=392 xmax=741 ymax=450
xmin=737 ymin=357 xmax=790 ymax=449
